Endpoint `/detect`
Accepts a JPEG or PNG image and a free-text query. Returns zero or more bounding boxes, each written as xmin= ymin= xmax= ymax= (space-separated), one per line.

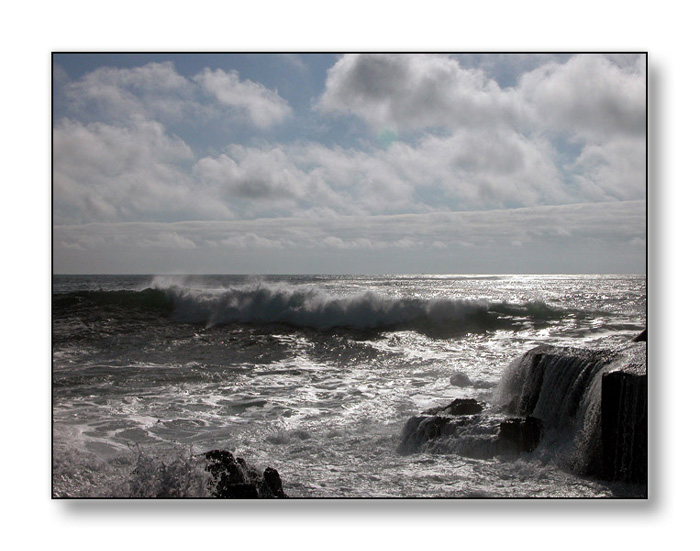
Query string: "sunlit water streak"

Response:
xmin=52 ymin=274 xmax=646 ymax=497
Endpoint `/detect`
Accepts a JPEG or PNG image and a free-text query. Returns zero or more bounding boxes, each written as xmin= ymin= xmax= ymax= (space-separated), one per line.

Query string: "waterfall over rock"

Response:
xmin=399 ymin=341 xmax=647 ymax=486
xmin=494 ymin=342 xmax=647 ymax=482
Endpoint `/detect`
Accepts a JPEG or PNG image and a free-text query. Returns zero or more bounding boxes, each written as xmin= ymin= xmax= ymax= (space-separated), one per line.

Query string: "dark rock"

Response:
xmin=397 ymin=410 xmax=545 ymax=460
xmin=632 ymin=329 xmax=647 ymax=342
xmin=423 ymin=398 xmax=484 ymax=416
xmin=497 ymin=416 xmax=543 ymax=454
xmin=222 ymin=483 xmax=259 ymax=498
xmin=262 ymin=467 xmax=286 ymax=498
xmin=203 ymin=450 xmax=287 ymax=498
xmin=395 ymin=412 xmax=504 ymax=459
xmin=496 ymin=342 xmax=646 ymax=484
xmin=600 ymin=371 xmax=647 ymax=483
xmin=203 ymin=450 xmax=245 ymax=496
xmin=396 ymin=341 xmax=647 ymax=492
xmin=396 ymin=415 xmax=458 ymax=454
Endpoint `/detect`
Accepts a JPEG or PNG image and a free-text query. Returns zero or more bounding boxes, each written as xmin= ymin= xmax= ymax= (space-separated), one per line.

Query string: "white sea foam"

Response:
xmin=53 ymin=274 xmax=647 ymax=497
xmin=149 ymin=278 xmax=574 ymax=332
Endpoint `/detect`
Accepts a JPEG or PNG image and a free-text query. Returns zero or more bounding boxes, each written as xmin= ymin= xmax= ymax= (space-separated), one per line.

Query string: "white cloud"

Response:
xmin=53 ymin=112 xmax=643 ymax=228
xmin=454 ymin=54 xmax=572 ymax=87
xmin=53 ymin=119 xmax=231 ymax=224
xmin=53 ymin=54 xmax=646 ymax=270
xmin=194 ymin=146 xmax=313 ymax=201
xmin=319 ymin=54 xmax=520 ymax=131
xmin=518 ymin=54 xmax=646 ymax=141
xmin=570 ymin=136 xmax=646 ymax=201
xmin=316 ymin=53 xmax=645 ymax=211
xmin=55 ymin=200 xmax=645 ymax=253
xmin=193 ymin=127 xmax=570 ymax=216
xmin=65 ymin=62 xmax=196 ymax=123
xmin=393 ymin=128 xmax=569 ymax=207
xmin=319 ymin=53 xmax=645 ymax=142
xmin=53 ymin=201 xmax=646 ymax=273
xmin=194 ymin=68 xmax=292 ymax=128
xmin=63 ymin=61 xmax=292 ymax=129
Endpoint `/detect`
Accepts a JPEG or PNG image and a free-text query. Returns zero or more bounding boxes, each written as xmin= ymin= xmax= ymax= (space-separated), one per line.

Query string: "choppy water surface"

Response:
xmin=52 ymin=274 xmax=646 ymax=498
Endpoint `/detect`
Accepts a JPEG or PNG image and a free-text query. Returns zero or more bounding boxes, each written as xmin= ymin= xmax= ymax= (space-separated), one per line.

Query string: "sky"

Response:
xmin=52 ymin=53 xmax=646 ymax=274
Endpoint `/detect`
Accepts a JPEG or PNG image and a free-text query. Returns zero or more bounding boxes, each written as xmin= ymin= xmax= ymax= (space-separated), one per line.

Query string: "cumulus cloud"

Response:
xmin=518 ymin=54 xmax=646 ymax=141
xmin=316 ymin=53 xmax=645 ymax=208
xmin=62 ymin=61 xmax=292 ymax=129
xmin=53 ymin=55 xmax=645 ymax=224
xmin=192 ymin=127 xmax=571 ymax=215
xmin=569 ymin=136 xmax=646 ymax=201
xmin=194 ymin=68 xmax=292 ymax=128
xmin=53 ymin=119 xmax=231 ymax=224
xmin=392 ymin=128 xmax=569 ymax=207
xmin=64 ymin=62 xmax=197 ymax=123
xmin=194 ymin=146 xmax=313 ymax=201
xmin=193 ymin=143 xmax=409 ymax=216
xmin=319 ymin=54 xmax=520 ymax=131
xmin=454 ymin=54 xmax=573 ymax=87
xmin=319 ymin=53 xmax=645 ymax=141
xmin=53 ymin=54 xmax=646 ymax=274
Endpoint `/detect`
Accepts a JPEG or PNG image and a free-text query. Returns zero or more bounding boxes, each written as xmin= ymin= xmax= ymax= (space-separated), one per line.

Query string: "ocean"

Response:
xmin=52 ymin=274 xmax=647 ymax=498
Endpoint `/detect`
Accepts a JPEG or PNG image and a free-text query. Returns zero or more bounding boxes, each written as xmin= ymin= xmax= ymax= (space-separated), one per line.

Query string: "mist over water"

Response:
xmin=52 ymin=274 xmax=646 ymax=497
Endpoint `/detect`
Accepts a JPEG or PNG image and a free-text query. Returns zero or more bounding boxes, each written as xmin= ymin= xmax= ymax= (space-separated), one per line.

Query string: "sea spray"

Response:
xmin=53 ymin=274 xmax=647 ymax=497
xmin=492 ymin=343 xmax=646 ymax=477
xmin=138 ymin=279 xmax=587 ymax=333
xmin=398 ymin=341 xmax=647 ymax=486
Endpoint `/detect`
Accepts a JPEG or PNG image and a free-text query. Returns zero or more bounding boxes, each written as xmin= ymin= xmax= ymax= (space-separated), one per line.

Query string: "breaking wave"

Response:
xmin=54 ymin=278 xmax=589 ymax=334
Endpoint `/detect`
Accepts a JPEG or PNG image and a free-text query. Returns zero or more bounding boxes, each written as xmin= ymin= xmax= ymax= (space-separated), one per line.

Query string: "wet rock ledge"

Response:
xmin=397 ymin=398 xmax=544 ymax=459
xmin=397 ymin=330 xmax=648 ymax=485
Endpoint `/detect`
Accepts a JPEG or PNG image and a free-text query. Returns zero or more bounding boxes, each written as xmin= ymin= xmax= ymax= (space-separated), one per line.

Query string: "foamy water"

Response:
xmin=52 ymin=274 xmax=646 ymax=497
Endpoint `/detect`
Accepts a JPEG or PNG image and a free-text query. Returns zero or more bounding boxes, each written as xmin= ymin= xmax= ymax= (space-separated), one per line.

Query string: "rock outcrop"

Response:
xmin=397 ymin=413 xmax=496 ymax=458
xmin=203 ymin=450 xmax=287 ymax=498
xmin=423 ymin=398 xmax=484 ymax=416
xmin=494 ymin=342 xmax=647 ymax=483
xmin=497 ymin=416 xmax=544 ymax=454
xmin=397 ymin=339 xmax=647 ymax=486
xmin=600 ymin=369 xmax=647 ymax=483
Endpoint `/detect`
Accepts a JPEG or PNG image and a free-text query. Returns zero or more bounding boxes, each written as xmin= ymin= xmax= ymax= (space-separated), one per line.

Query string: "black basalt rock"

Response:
xmin=203 ymin=450 xmax=287 ymax=498
xmin=632 ymin=329 xmax=647 ymax=342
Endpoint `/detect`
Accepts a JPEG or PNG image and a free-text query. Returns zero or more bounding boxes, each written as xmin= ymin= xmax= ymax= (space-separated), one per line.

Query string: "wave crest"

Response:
xmin=150 ymin=279 xmax=574 ymax=333
xmin=54 ymin=278 xmax=584 ymax=334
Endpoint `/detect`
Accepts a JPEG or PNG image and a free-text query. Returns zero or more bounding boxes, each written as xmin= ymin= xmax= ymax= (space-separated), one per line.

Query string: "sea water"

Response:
xmin=52 ymin=274 xmax=646 ymax=498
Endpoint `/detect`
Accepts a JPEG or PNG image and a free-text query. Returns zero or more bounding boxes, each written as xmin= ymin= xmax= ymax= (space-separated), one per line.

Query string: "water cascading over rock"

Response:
xmin=399 ymin=340 xmax=647 ymax=485
xmin=493 ymin=342 xmax=647 ymax=482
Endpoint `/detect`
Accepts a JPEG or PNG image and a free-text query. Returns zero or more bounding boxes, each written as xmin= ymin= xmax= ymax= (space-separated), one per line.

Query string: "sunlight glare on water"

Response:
xmin=52 ymin=274 xmax=646 ymax=497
